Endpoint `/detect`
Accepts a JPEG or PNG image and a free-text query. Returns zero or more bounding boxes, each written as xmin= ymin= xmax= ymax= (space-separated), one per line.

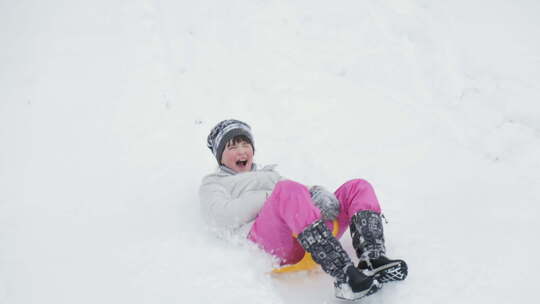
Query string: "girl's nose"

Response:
xmin=238 ymin=146 xmax=249 ymax=155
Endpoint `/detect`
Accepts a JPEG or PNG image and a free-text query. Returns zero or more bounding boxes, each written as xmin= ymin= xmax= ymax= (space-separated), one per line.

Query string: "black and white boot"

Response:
xmin=350 ymin=211 xmax=408 ymax=284
xmin=298 ymin=220 xmax=381 ymax=300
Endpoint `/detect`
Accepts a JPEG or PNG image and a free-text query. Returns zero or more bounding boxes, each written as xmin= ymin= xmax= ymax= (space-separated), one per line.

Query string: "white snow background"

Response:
xmin=1 ymin=0 xmax=540 ymax=303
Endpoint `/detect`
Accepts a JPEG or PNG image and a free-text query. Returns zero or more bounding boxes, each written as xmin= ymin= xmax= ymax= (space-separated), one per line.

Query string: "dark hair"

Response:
xmin=225 ymin=135 xmax=253 ymax=148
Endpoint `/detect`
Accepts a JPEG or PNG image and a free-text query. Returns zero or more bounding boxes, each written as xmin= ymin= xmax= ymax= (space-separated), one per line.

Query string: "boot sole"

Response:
xmin=362 ymin=260 xmax=408 ymax=283
xmin=335 ymin=280 xmax=382 ymax=301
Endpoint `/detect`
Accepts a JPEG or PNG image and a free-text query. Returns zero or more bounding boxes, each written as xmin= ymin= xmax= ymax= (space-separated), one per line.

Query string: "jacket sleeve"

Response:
xmin=199 ymin=178 xmax=271 ymax=229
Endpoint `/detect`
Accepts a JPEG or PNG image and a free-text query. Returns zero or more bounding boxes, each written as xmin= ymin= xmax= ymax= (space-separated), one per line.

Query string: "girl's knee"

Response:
xmin=275 ymin=180 xmax=308 ymax=192
xmin=348 ymin=178 xmax=373 ymax=189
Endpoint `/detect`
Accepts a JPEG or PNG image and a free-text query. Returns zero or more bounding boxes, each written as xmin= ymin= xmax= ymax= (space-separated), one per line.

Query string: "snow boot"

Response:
xmin=297 ymin=220 xmax=381 ymax=300
xmin=350 ymin=210 xmax=408 ymax=283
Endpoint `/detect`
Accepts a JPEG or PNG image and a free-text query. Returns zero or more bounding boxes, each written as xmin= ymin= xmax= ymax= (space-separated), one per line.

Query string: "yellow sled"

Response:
xmin=272 ymin=220 xmax=339 ymax=273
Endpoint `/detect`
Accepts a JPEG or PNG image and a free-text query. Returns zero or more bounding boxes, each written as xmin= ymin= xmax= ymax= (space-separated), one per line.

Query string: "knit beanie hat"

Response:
xmin=206 ymin=119 xmax=255 ymax=165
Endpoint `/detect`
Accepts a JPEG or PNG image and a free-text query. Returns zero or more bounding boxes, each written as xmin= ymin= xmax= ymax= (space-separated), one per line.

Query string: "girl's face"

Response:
xmin=221 ymin=140 xmax=254 ymax=173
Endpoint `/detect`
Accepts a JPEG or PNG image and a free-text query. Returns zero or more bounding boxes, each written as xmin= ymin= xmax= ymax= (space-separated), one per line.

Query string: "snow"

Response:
xmin=1 ymin=0 xmax=540 ymax=303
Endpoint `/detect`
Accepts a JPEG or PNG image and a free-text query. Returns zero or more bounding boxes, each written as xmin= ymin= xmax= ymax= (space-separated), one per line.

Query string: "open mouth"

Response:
xmin=236 ymin=160 xmax=248 ymax=167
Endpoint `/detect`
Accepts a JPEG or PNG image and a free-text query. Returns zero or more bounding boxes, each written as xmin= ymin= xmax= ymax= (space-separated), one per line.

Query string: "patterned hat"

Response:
xmin=207 ymin=119 xmax=255 ymax=164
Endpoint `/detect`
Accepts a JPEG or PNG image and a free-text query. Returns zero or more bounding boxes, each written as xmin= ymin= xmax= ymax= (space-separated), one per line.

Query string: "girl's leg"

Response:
xmin=333 ymin=179 xmax=382 ymax=239
xmin=249 ymin=179 xmax=381 ymax=297
xmin=248 ymin=178 xmax=381 ymax=264
xmin=248 ymin=180 xmax=322 ymax=265
xmin=334 ymin=179 xmax=408 ymax=283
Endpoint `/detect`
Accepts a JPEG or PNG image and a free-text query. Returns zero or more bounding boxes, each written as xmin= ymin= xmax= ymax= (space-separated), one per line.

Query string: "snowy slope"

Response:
xmin=1 ymin=0 xmax=540 ymax=303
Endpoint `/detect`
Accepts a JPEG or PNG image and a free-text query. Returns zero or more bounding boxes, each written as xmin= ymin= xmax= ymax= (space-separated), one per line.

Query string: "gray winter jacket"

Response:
xmin=199 ymin=164 xmax=282 ymax=234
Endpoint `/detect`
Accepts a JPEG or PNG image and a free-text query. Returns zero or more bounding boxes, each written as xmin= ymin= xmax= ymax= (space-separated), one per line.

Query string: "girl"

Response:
xmin=199 ymin=119 xmax=407 ymax=300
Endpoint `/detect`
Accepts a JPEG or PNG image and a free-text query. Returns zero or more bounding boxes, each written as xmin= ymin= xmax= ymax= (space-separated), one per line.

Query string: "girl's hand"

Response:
xmin=309 ymin=185 xmax=340 ymax=221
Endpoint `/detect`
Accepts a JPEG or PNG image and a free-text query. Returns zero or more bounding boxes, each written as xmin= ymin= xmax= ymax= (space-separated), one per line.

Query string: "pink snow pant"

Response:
xmin=247 ymin=179 xmax=381 ymax=265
